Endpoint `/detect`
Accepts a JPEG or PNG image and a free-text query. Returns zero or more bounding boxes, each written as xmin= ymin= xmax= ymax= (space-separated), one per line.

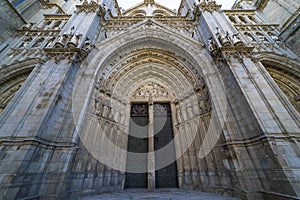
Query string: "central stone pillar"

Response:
xmin=148 ymin=99 xmax=155 ymax=190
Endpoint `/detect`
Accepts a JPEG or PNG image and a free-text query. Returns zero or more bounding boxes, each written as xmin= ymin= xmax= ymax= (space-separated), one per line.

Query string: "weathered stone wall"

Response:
xmin=15 ymin=0 xmax=42 ymax=21
xmin=260 ymin=0 xmax=299 ymax=29
xmin=280 ymin=15 xmax=300 ymax=57
xmin=0 ymin=57 xmax=81 ymax=198
xmin=0 ymin=0 xmax=25 ymax=46
xmin=192 ymin=0 xmax=300 ymax=198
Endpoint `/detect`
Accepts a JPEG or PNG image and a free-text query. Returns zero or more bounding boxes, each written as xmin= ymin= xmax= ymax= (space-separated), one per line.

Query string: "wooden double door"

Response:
xmin=125 ymin=103 xmax=178 ymax=189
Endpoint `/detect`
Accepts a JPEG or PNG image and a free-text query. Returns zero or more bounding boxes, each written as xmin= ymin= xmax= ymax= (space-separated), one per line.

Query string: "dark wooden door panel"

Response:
xmin=125 ymin=104 xmax=149 ymax=188
xmin=154 ymin=103 xmax=178 ymax=188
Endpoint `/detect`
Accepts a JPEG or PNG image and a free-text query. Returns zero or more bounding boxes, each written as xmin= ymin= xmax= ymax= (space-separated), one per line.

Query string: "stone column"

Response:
xmin=148 ymin=99 xmax=155 ymax=190
xmin=170 ymin=102 xmax=182 ymax=187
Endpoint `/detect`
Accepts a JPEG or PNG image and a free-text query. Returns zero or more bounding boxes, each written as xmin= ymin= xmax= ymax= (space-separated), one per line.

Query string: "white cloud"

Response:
xmin=118 ymin=0 xmax=236 ymax=11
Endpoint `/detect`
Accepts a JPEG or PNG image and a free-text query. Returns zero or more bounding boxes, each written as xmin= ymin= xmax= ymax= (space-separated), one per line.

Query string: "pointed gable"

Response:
xmin=122 ymin=0 xmax=177 ymax=17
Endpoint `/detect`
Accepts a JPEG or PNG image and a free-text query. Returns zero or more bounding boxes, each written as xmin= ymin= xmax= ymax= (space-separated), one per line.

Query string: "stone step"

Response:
xmin=79 ymin=188 xmax=239 ymax=200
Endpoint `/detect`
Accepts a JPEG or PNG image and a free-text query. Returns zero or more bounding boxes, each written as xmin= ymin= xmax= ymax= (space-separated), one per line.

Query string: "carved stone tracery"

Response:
xmin=193 ymin=0 xmax=222 ymax=14
xmin=102 ymin=17 xmax=195 ymax=38
xmin=131 ymin=82 xmax=169 ymax=101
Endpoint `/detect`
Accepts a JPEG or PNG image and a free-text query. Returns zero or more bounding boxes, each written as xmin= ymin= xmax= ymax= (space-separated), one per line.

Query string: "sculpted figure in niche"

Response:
xmin=82 ymin=37 xmax=94 ymax=52
xmin=222 ymin=31 xmax=231 ymax=44
xmin=216 ymin=28 xmax=231 ymax=46
xmin=56 ymin=33 xmax=69 ymax=47
xmin=176 ymin=104 xmax=183 ymax=123
xmin=231 ymin=33 xmax=243 ymax=46
xmin=207 ymin=37 xmax=217 ymax=52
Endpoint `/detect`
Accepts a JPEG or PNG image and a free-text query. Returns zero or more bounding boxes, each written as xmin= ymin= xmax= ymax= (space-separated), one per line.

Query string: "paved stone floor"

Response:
xmin=80 ymin=189 xmax=239 ymax=200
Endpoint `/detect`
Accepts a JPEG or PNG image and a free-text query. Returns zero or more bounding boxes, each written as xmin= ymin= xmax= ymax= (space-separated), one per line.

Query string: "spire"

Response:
xmin=144 ymin=0 xmax=155 ymax=5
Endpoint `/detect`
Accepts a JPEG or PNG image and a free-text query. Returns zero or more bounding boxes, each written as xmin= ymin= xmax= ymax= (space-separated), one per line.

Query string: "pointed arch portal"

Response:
xmin=72 ymin=19 xmax=228 ymax=191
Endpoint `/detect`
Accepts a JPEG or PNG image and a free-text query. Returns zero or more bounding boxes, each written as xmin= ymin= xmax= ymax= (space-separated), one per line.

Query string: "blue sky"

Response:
xmin=118 ymin=0 xmax=236 ymax=10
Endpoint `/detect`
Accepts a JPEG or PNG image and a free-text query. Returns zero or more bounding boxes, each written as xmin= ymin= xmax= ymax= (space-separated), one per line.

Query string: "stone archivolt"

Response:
xmin=94 ymin=45 xmax=210 ymax=122
xmin=87 ymin=27 xmax=214 ymax=193
xmin=261 ymin=60 xmax=300 ymax=113
xmin=100 ymin=48 xmax=201 ymax=93
xmin=0 ymin=58 xmax=40 ymax=112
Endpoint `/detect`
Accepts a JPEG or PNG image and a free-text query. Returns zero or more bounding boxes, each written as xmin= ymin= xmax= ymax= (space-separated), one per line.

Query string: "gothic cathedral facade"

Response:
xmin=0 ymin=0 xmax=299 ymax=199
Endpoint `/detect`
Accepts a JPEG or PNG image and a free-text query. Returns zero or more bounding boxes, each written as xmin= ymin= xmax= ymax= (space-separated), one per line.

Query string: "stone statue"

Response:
xmin=207 ymin=37 xmax=217 ymax=52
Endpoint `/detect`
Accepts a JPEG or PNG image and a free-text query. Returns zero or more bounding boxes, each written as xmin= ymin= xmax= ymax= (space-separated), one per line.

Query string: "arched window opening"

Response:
xmin=248 ymin=15 xmax=256 ymax=23
xmin=153 ymin=10 xmax=168 ymax=17
xmin=238 ymin=16 xmax=247 ymax=24
xmin=229 ymin=15 xmax=236 ymax=23
xmin=54 ymin=21 xmax=62 ymax=30
xmin=130 ymin=10 xmax=146 ymax=17
xmin=44 ymin=20 xmax=52 ymax=29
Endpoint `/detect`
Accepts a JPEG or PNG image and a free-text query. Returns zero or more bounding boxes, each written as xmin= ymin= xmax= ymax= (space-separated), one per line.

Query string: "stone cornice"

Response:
xmin=222 ymin=134 xmax=300 ymax=148
xmin=43 ymin=14 xmax=71 ymax=20
xmin=107 ymin=15 xmax=192 ymax=21
xmin=223 ymin=9 xmax=256 ymax=14
xmin=234 ymin=24 xmax=279 ymax=28
xmin=16 ymin=29 xmax=61 ymax=33
xmin=0 ymin=136 xmax=78 ymax=149
xmin=220 ymin=46 xmax=254 ymax=52
xmin=43 ymin=47 xmax=90 ymax=63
